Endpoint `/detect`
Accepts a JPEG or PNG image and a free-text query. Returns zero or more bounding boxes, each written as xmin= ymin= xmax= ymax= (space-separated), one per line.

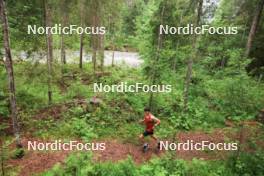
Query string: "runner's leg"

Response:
xmin=150 ymin=135 xmax=158 ymax=141
xmin=151 ymin=135 xmax=161 ymax=150
xmin=139 ymin=134 xmax=144 ymax=144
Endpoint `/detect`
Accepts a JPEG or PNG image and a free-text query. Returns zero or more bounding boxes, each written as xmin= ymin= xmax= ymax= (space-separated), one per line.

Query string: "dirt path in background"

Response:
xmin=6 ymin=125 xmax=263 ymax=176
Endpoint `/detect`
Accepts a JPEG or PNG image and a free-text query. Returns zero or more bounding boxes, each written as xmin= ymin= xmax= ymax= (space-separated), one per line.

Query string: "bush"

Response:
xmin=71 ymin=118 xmax=97 ymax=141
xmin=230 ymin=150 xmax=264 ymax=176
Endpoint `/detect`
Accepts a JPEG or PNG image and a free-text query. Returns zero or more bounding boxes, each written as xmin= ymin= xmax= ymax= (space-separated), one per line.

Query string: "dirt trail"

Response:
xmin=7 ymin=138 xmax=163 ymax=176
xmin=6 ymin=125 xmax=263 ymax=176
xmin=94 ymin=139 xmax=164 ymax=164
xmin=7 ymin=138 xmax=70 ymax=176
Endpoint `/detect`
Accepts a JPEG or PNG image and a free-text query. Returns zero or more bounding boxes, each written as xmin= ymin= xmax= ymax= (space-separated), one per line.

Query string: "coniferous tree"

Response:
xmin=44 ymin=0 xmax=53 ymax=105
xmin=245 ymin=0 xmax=264 ymax=57
xmin=0 ymin=0 xmax=21 ymax=147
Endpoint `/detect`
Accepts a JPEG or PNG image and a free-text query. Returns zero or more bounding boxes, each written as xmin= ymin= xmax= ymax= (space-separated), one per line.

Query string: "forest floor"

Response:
xmin=7 ymin=124 xmax=263 ymax=176
xmin=3 ymin=97 xmax=263 ymax=176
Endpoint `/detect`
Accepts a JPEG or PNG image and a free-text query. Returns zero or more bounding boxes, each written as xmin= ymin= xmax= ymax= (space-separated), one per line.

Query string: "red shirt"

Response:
xmin=144 ymin=114 xmax=155 ymax=132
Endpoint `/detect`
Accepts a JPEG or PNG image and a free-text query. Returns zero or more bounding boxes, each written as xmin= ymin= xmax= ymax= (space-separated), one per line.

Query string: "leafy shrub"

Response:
xmin=71 ymin=118 xmax=97 ymax=141
xmin=230 ymin=151 xmax=264 ymax=176
xmin=205 ymin=75 xmax=264 ymax=120
xmin=0 ymin=99 xmax=9 ymax=117
xmin=44 ymin=153 xmax=254 ymax=176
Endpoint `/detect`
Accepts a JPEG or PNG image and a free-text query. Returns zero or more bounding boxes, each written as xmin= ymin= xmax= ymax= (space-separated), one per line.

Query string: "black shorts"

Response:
xmin=143 ymin=130 xmax=154 ymax=137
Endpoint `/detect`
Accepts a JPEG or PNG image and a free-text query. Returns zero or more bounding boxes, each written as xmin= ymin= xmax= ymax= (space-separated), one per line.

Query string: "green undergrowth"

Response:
xmin=1 ymin=61 xmax=264 ymax=176
xmin=41 ymin=149 xmax=264 ymax=176
xmin=1 ymin=61 xmax=263 ymax=140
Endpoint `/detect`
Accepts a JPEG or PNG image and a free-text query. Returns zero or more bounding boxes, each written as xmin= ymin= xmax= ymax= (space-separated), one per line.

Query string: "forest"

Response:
xmin=0 ymin=0 xmax=264 ymax=175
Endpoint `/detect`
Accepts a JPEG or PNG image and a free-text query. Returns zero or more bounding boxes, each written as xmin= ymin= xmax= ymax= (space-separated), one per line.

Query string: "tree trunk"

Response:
xmin=173 ymin=12 xmax=183 ymax=72
xmin=92 ymin=13 xmax=97 ymax=73
xmin=99 ymin=33 xmax=104 ymax=71
xmin=183 ymin=0 xmax=203 ymax=111
xmin=98 ymin=4 xmax=104 ymax=71
xmin=111 ymin=49 xmax=115 ymax=67
xmin=0 ymin=0 xmax=22 ymax=147
xmin=60 ymin=34 xmax=66 ymax=64
xmin=92 ymin=33 xmax=97 ymax=73
xmin=245 ymin=0 xmax=264 ymax=57
xmin=44 ymin=0 xmax=53 ymax=105
xmin=92 ymin=35 xmax=97 ymax=73
xmin=0 ymin=140 xmax=4 ymax=176
xmin=79 ymin=0 xmax=84 ymax=69
xmin=79 ymin=33 xmax=84 ymax=69
xmin=60 ymin=0 xmax=67 ymax=64
xmin=148 ymin=5 xmax=165 ymax=110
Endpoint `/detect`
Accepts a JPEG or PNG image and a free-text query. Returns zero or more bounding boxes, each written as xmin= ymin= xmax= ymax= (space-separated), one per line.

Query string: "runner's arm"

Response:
xmin=152 ymin=115 xmax=160 ymax=126
xmin=138 ymin=119 xmax=144 ymax=123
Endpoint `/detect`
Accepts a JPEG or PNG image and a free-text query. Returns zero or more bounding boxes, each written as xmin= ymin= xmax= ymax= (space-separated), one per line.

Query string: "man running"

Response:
xmin=139 ymin=107 xmax=160 ymax=151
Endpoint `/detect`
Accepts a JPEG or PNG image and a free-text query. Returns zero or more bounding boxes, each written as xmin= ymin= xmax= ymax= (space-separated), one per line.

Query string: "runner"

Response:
xmin=139 ymin=107 xmax=160 ymax=152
